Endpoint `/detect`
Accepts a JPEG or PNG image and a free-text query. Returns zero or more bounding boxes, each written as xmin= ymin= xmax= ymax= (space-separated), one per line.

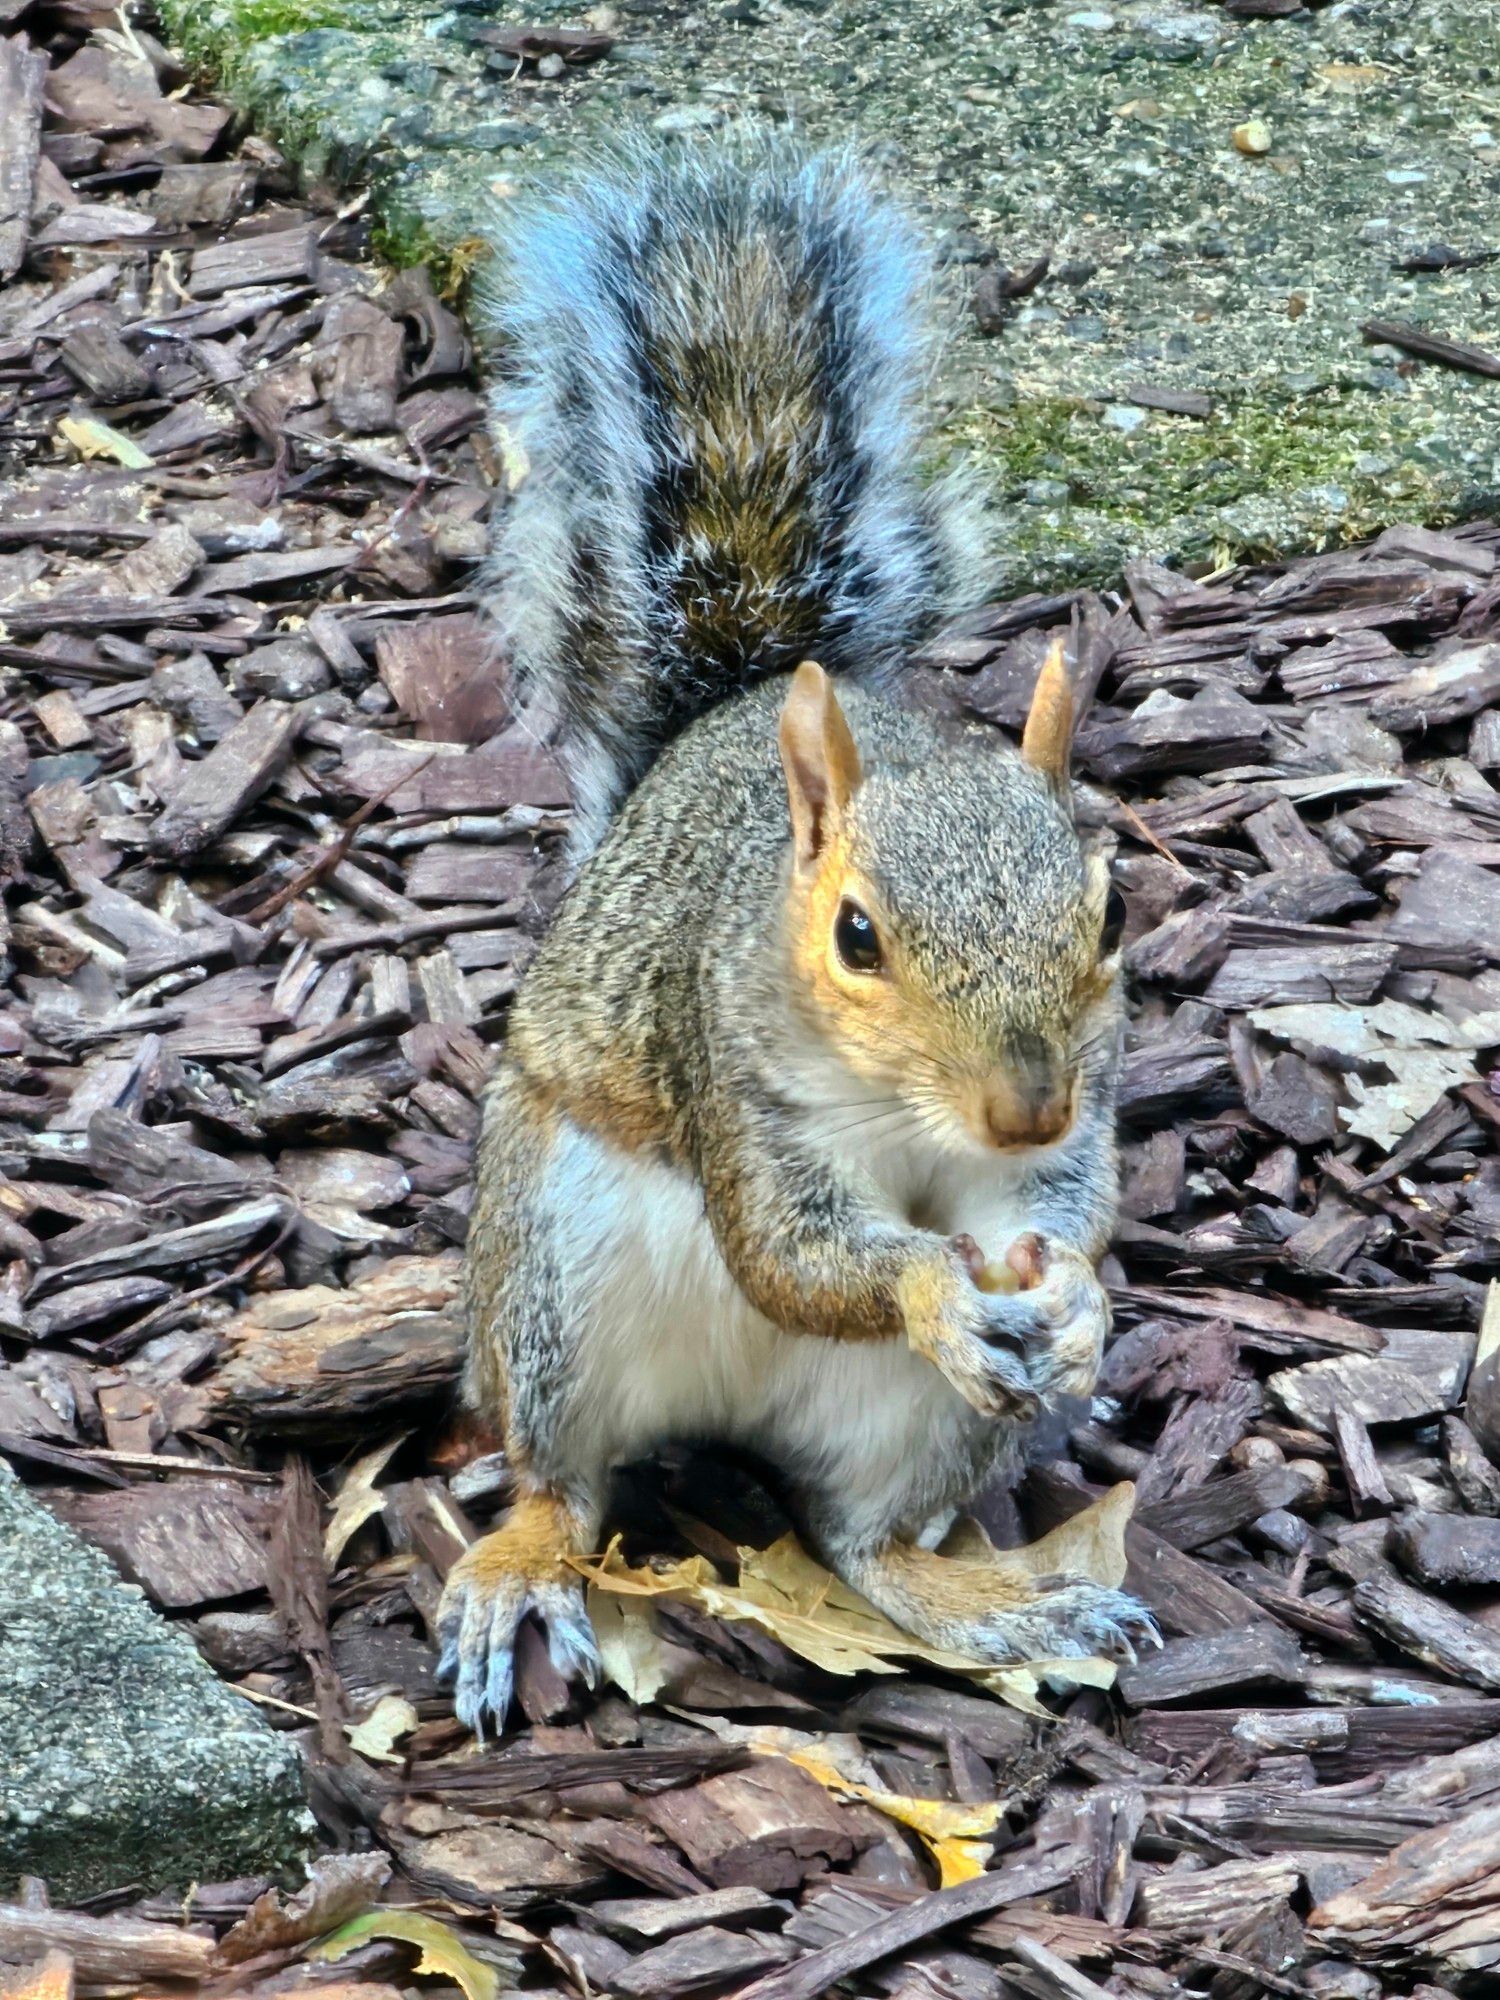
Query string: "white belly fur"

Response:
xmin=544 ymin=1117 xmax=1034 ymax=1542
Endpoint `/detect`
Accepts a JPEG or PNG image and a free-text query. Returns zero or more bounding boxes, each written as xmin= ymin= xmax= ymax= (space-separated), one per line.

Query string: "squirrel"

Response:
xmin=437 ymin=140 xmax=1153 ymax=1734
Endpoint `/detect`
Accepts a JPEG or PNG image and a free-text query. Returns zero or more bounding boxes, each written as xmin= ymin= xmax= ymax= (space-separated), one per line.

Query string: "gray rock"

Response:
xmin=0 ymin=1463 xmax=310 ymax=1901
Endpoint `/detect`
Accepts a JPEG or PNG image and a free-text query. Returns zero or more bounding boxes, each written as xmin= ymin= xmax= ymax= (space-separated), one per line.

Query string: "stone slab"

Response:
xmin=0 ymin=1462 xmax=310 ymax=1902
xmin=158 ymin=0 xmax=1500 ymax=588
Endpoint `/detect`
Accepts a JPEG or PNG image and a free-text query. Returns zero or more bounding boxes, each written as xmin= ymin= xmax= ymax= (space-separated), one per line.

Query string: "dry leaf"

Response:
xmin=1251 ymin=999 xmax=1500 ymax=1150
xmin=590 ymin=1587 xmax=672 ymax=1703
xmin=1480 ymin=1282 xmax=1500 ymax=1372
xmin=674 ymin=1718 xmax=1004 ymax=1885
xmin=216 ymin=1852 xmax=391 ymax=1965
xmin=57 ymin=415 xmax=153 ymax=469
xmin=346 ymin=1692 xmax=418 ymax=1762
xmin=311 ymin=1910 xmax=501 ymax=2000
xmin=324 ymin=1431 xmax=409 ymax=1565
xmin=492 ymin=419 xmax=529 ymax=493
xmin=577 ymin=1484 xmax=1133 ymax=1716
xmin=783 ymin=1746 xmax=1003 ymax=1886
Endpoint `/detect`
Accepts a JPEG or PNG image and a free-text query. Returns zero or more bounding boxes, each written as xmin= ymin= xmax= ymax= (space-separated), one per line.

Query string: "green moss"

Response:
xmin=223 ymin=0 xmax=352 ymax=36
xmin=945 ymin=386 xmax=1457 ymax=591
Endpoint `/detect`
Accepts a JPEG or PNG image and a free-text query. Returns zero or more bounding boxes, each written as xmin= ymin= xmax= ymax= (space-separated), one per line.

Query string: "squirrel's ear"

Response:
xmin=778 ymin=661 xmax=863 ymax=868
xmin=1022 ymin=636 xmax=1074 ymax=794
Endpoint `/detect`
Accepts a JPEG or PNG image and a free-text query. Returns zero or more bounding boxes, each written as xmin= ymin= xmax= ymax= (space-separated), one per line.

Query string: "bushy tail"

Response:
xmin=479 ymin=137 xmax=989 ymax=852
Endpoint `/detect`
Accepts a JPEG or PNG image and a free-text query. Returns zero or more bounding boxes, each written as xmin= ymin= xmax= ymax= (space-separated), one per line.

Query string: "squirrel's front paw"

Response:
xmin=1005 ymin=1237 xmax=1109 ymax=1401
xmin=436 ymin=1513 xmax=599 ymax=1738
xmin=901 ymin=1241 xmax=1042 ymax=1421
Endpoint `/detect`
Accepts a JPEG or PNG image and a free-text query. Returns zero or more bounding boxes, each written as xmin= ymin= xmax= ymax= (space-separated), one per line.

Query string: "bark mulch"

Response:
xmin=5 ymin=9 xmax=1500 ymax=2000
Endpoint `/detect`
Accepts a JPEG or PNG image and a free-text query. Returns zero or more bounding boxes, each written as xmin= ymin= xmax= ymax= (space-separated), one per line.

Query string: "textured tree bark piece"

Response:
xmin=1362 ymin=317 xmax=1500 ymax=380
xmin=1204 ymin=943 xmax=1397 ymax=1009
xmin=387 ymin=1818 xmax=605 ymax=1910
xmin=189 ymin=222 xmax=318 ymax=294
xmin=27 ymin=1196 xmax=286 ymax=1298
xmin=269 ymin=1454 xmax=345 ymax=1757
xmin=1308 ymin=1803 xmax=1500 ymax=1985
xmin=1353 ymin=1568 xmax=1500 ymax=1692
xmin=1110 ymin=1284 xmax=1384 ymax=1359
xmin=999 ymin=1933 xmax=1116 ymax=2000
xmin=734 ymin=1859 xmax=1117 ymax=2000
xmin=641 ymin=1760 xmax=866 ymax=1893
xmin=148 ymin=701 xmax=300 ymax=859
xmin=36 ymin=1476 xmax=277 ymax=1608
xmin=0 ymin=37 xmax=47 ymax=281
xmin=0 ymin=1908 xmax=213 ymax=1984
xmin=207 ymin=1252 xmax=464 ymax=1434
xmin=575 ymin=1821 xmax=713 ymax=1898
xmin=57 ymin=318 xmax=152 ymax=403
xmin=1332 ymin=1406 xmax=1394 ymax=1517
xmin=1142 ymin=1782 xmax=1441 ymax=1856
xmin=1444 ymin=1416 xmax=1500 ymax=1516
xmin=547 ymin=1921 xmax=636 ymax=1992
xmin=409 ymin=1744 xmax=750 ymax=1808
xmin=1116 ymin=1624 xmax=1306 ymax=1707
xmin=1269 ymin=1329 xmax=1475 ymax=1433
xmin=588 ymin=1887 xmax=790 ymax=1945
xmin=612 ymin=1923 xmax=794 ymax=1998
xmin=839 ymin=1681 xmax=1034 ymax=1765
xmin=1138 ymin=1462 xmax=1314 ymax=1551
xmin=1393 ymin=1512 xmax=1500 ymax=1588
xmin=1135 ymin=1857 xmax=1302 ymax=1939
xmin=1131 ymin=1377 xmax=1263 ymax=1507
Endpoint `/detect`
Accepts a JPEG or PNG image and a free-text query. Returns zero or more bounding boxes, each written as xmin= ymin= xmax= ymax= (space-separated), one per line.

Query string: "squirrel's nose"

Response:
xmin=980 ymin=1073 xmax=1076 ymax=1150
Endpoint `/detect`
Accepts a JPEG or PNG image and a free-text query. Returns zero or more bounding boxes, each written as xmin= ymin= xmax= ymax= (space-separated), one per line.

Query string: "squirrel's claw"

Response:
xmin=1012 ymin=1580 xmax=1159 ymax=1668
xmin=436 ymin=1570 xmax=599 ymax=1740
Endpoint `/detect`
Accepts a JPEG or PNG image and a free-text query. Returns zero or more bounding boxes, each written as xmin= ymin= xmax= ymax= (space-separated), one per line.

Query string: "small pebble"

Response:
xmin=1104 ymin=404 xmax=1148 ymax=434
xmin=1230 ymin=1437 xmax=1285 ymax=1471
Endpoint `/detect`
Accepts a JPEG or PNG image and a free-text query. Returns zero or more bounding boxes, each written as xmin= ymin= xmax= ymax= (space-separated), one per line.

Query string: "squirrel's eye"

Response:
xmin=1101 ymin=886 xmax=1127 ymax=957
xmin=834 ymin=899 xmax=882 ymax=974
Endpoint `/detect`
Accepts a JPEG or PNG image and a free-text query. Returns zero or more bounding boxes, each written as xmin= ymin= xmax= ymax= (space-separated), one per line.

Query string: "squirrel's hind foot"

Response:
xmin=836 ymin=1535 xmax=1159 ymax=1670
xmin=436 ymin=1489 xmax=600 ymax=1738
xmin=1014 ymin=1577 xmax=1161 ymax=1666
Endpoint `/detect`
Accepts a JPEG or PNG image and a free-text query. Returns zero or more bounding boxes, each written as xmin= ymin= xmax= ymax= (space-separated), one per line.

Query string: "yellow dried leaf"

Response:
xmin=491 ymin=420 xmax=529 ymax=493
xmin=575 ymin=1484 xmax=1135 ymax=1717
xmin=783 ymin=1746 xmax=1004 ymax=1887
xmin=589 ymin=1588 xmax=672 ymax=1704
xmin=311 ymin=1911 xmax=499 ymax=2000
xmin=345 ymin=1693 xmax=418 ymax=1763
xmin=57 ymin=415 xmax=152 ymax=469
xmin=971 ymin=1476 xmax=1133 ymax=1589
xmin=325 ymin=1431 xmax=409 ymax=1565
xmin=1478 ymin=1281 xmax=1500 ymax=1368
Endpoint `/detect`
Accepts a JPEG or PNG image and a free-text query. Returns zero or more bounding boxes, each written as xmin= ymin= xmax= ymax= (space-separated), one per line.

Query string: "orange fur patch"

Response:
xmin=875 ymin=1537 xmax=1040 ymax=1621
xmin=447 ymin=1488 xmax=588 ymax=1593
xmin=1021 ymin=636 xmax=1073 ymax=785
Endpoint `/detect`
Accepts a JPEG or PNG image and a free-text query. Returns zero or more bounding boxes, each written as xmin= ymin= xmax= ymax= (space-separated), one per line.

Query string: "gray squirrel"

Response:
xmin=437 ymin=141 xmax=1151 ymax=1734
